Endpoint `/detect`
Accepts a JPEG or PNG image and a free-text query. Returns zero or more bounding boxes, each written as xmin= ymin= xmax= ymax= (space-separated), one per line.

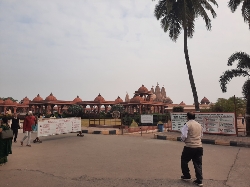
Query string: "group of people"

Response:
xmin=0 ymin=117 xmax=12 ymax=166
xmin=0 ymin=111 xmax=37 ymax=165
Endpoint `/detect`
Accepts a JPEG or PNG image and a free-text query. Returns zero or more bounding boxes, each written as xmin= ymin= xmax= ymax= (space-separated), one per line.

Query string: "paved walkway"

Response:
xmin=81 ymin=127 xmax=250 ymax=148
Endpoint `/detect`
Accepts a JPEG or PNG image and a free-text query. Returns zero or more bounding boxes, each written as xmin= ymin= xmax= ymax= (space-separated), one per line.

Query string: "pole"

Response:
xmin=234 ymin=95 xmax=238 ymax=136
xmin=121 ymin=113 xmax=123 ymax=135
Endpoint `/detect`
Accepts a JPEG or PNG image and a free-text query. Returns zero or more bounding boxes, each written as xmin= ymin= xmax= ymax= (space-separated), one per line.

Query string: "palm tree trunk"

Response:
xmin=246 ymin=95 xmax=250 ymax=136
xmin=184 ymin=27 xmax=200 ymax=111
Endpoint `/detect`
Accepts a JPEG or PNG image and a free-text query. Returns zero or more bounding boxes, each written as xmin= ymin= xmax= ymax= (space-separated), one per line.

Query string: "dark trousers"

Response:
xmin=181 ymin=146 xmax=203 ymax=181
xmin=12 ymin=128 xmax=18 ymax=142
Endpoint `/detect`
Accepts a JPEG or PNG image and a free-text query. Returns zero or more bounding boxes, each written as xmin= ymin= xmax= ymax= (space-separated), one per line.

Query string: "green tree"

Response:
xmin=228 ymin=0 xmax=250 ymax=29
xmin=153 ymin=0 xmax=218 ymax=111
xmin=110 ymin=104 xmax=125 ymax=113
xmin=209 ymin=97 xmax=246 ymax=115
xmin=173 ymin=106 xmax=184 ymax=112
xmin=219 ymin=52 xmax=250 ymax=135
xmin=0 ymin=97 xmax=18 ymax=102
xmin=67 ymin=105 xmax=83 ymax=117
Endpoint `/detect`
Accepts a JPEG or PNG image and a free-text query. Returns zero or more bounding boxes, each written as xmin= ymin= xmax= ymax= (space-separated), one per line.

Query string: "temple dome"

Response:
xmin=201 ymin=97 xmax=210 ymax=104
xmin=33 ymin=94 xmax=43 ymax=102
xmin=137 ymin=85 xmax=148 ymax=93
xmin=94 ymin=93 xmax=105 ymax=102
xmin=4 ymin=98 xmax=13 ymax=105
xmin=130 ymin=95 xmax=144 ymax=103
xmin=22 ymin=96 xmax=30 ymax=104
xmin=73 ymin=95 xmax=82 ymax=103
xmin=45 ymin=93 xmax=57 ymax=101
xmin=179 ymin=101 xmax=186 ymax=105
xmin=115 ymin=96 xmax=123 ymax=103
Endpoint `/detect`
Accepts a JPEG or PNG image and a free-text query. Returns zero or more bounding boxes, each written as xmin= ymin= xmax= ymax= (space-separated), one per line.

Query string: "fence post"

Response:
xmin=234 ymin=95 xmax=239 ymax=136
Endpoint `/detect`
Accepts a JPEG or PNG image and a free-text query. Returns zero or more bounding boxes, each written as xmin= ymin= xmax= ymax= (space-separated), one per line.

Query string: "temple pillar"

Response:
xmin=97 ymin=105 xmax=100 ymax=113
xmin=105 ymin=105 xmax=108 ymax=113
xmin=57 ymin=105 xmax=60 ymax=113
xmin=14 ymin=107 xmax=17 ymax=114
xmin=45 ymin=105 xmax=48 ymax=114
xmin=38 ymin=106 xmax=41 ymax=114
xmin=50 ymin=105 xmax=54 ymax=114
xmin=60 ymin=105 xmax=64 ymax=114
xmin=82 ymin=105 xmax=86 ymax=114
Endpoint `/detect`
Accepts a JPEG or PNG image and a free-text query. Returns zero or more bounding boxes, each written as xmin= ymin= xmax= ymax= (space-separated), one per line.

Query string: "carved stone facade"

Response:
xmin=150 ymin=83 xmax=173 ymax=104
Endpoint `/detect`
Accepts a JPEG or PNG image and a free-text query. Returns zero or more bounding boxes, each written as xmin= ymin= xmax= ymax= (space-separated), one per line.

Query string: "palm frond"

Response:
xmin=228 ymin=0 xmax=242 ymax=12
xmin=200 ymin=0 xmax=217 ymax=18
xmin=168 ymin=12 xmax=182 ymax=41
xmin=153 ymin=0 xmax=217 ymax=40
xmin=242 ymin=79 xmax=250 ymax=99
xmin=155 ymin=0 xmax=182 ymax=41
xmin=219 ymin=69 xmax=249 ymax=92
xmin=186 ymin=1 xmax=196 ymax=37
xmin=154 ymin=0 xmax=168 ymax=20
xmin=160 ymin=15 xmax=170 ymax=32
xmin=228 ymin=52 xmax=250 ymax=70
xmin=195 ymin=3 xmax=212 ymax=30
xmin=242 ymin=0 xmax=250 ymax=28
xmin=206 ymin=0 xmax=219 ymax=7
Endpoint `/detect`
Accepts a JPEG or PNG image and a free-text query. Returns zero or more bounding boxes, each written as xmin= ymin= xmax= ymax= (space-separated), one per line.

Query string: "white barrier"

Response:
xmin=37 ymin=117 xmax=81 ymax=137
xmin=170 ymin=112 xmax=236 ymax=135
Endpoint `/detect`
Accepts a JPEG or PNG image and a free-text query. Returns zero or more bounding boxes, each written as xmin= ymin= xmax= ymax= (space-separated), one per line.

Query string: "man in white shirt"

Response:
xmin=180 ymin=112 xmax=203 ymax=187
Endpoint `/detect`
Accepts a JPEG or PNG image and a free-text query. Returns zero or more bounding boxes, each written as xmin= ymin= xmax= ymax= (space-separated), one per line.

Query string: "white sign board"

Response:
xmin=170 ymin=113 xmax=236 ymax=135
xmin=37 ymin=117 xmax=81 ymax=137
xmin=141 ymin=115 xmax=153 ymax=123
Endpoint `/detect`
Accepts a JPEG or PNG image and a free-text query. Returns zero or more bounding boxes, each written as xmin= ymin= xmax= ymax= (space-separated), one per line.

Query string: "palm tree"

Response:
xmin=153 ymin=0 xmax=218 ymax=111
xmin=219 ymin=52 xmax=250 ymax=136
xmin=228 ymin=0 xmax=250 ymax=29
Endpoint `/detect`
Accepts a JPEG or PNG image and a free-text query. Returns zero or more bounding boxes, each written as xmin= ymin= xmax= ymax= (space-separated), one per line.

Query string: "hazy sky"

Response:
xmin=0 ymin=0 xmax=249 ymax=104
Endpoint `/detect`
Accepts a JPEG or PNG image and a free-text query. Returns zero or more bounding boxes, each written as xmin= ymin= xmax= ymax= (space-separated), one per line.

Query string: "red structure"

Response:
xmin=0 ymin=84 xmax=211 ymax=114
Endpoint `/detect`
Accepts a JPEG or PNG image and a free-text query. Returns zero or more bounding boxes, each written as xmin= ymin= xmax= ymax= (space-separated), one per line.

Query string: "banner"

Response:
xmin=37 ymin=117 xmax=81 ymax=137
xmin=170 ymin=113 xmax=236 ymax=135
xmin=141 ymin=115 xmax=153 ymax=123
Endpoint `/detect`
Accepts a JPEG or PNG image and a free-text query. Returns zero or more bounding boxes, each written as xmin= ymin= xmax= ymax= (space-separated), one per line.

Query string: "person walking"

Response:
xmin=180 ymin=112 xmax=203 ymax=186
xmin=11 ymin=113 xmax=20 ymax=143
xmin=21 ymin=111 xmax=35 ymax=147
xmin=0 ymin=118 xmax=12 ymax=166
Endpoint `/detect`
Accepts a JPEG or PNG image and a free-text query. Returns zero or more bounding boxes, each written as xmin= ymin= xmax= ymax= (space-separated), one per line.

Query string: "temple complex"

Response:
xmin=0 ymin=83 xmax=211 ymax=114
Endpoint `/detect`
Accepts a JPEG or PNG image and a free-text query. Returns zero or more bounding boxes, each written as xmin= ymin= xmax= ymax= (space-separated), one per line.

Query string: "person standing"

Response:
xmin=0 ymin=118 xmax=12 ymax=166
xmin=180 ymin=112 xmax=203 ymax=187
xmin=11 ymin=113 xmax=20 ymax=143
xmin=21 ymin=111 xmax=35 ymax=147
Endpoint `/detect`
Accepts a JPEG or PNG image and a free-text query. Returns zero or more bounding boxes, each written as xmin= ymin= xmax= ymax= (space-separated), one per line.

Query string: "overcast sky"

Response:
xmin=0 ymin=0 xmax=249 ymax=104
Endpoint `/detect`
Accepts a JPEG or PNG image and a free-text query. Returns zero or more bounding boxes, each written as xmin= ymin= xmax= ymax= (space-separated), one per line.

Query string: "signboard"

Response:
xmin=170 ymin=113 xmax=236 ymax=135
xmin=37 ymin=117 xmax=81 ymax=137
xmin=141 ymin=115 xmax=153 ymax=123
